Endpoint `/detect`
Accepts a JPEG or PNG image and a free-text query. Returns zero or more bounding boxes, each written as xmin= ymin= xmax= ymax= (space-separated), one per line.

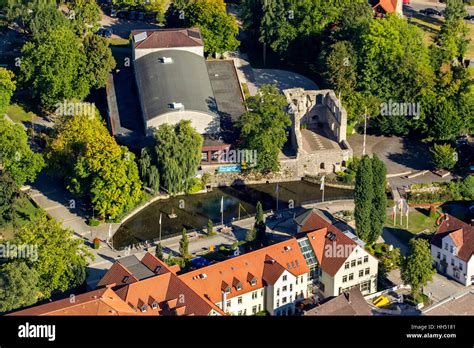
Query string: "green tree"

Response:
xmin=323 ymin=41 xmax=357 ymax=96
xmin=429 ymin=99 xmax=463 ymax=141
xmin=401 ymin=238 xmax=435 ymax=301
xmin=0 ymin=117 xmax=45 ymax=186
xmin=154 ymin=120 xmax=203 ymax=195
xmin=83 ymin=34 xmax=116 ymax=90
xmin=155 ymin=242 xmax=164 ymax=261
xmin=15 ymin=214 xmax=93 ymax=299
xmin=370 ymin=155 xmax=387 ymax=244
xmin=47 ymin=114 xmax=142 ymax=219
xmin=245 ymin=227 xmax=256 ymax=243
xmin=0 ymin=261 xmax=40 ymax=312
xmin=6 ymin=0 xmax=70 ymax=37
xmin=430 ymin=143 xmax=457 ymax=170
xmin=254 ymin=201 xmax=266 ymax=246
xmin=437 ymin=0 xmax=469 ymax=61
xmin=354 ymin=155 xmax=373 ymax=242
xmin=460 ymin=175 xmax=474 ymax=200
xmin=0 ymin=68 xmax=16 ymax=114
xmin=179 ymin=228 xmax=189 ymax=258
xmin=379 ymin=247 xmax=401 ymax=277
xmin=207 ymin=219 xmax=215 ymax=236
xmin=0 ymin=171 xmax=19 ymax=226
xmin=19 ymin=27 xmax=90 ymax=110
xmin=238 ymin=84 xmax=291 ymax=173
xmin=69 ymin=0 xmax=101 ymax=36
xmin=165 ymin=0 xmax=238 ymax=56
xmin=186 ymin=0 xmax=239 ymax=56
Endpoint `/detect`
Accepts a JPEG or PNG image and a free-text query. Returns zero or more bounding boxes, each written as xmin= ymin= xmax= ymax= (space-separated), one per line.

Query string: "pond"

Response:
xmin=112 ymin=180 xmax=354 ymax=249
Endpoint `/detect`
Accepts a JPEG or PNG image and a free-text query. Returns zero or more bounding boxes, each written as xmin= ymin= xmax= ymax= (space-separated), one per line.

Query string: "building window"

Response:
xmin=252 ymin=306 xmax=257 ymax=314
xmin=363 ymin=256 xmax=368 ymax=263
xmin=201 ymin=152 xmax=208 ymax=161
xmin=276 ymin=300 xmax=279 ymax=307
xmin=359 ymin=270 xmax=363 ymax=277
xmin=451 ymin=259 xmax=454 ymax=266
xmin=282 ymin=297 xmax=287 ymax=304
xmin=238 ymin=296 xmax=242 ymax=304
xmin=290 ymin=284 xmax=293 ymax=291
xmin=444 ymin=243 xmax=448 ymax=250
xmin=345 ymin=262 xmax=349 ymax=269
xmin=252 ymin=291 xmax=257 ymax=299
xmin=365 ymin=268 xmax=370 ymax=275
xmin=238 ymin=310 xmax=242 ymax=316
xmin=351 ymin=260 xmax=356 ymax=267
xmin=277 ymin=288 xmax=280 ymax=296
xmin=282 ymin=286 xmax=287 ymax=292
xmin=437 ymin=252 xmax=441 ymax=259
xmin=243 ymin=309 xmax=247 ymax=315
xmin=226 ymin=300 xmax=231 ymax=307
xmin=258 ymin=304 xmax=261 ymax=311
xmin=459 ymin=263 xmax=463 ymax=271
xmin=349 ymin=273 xmax=354 ymax=281
xmin=342 ymin=275 xmax=347 ymax=283
xmin=283 ymin=275 xmax=287 ymax=281
xmin=357 ymin=258 xmax=362 ymax=265
xmin=360 ymin=280 xmax=370 ymax=293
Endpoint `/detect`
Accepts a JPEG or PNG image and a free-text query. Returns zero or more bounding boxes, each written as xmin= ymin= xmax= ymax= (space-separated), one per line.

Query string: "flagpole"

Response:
xmin=221 ymin=196 xmax=224 ymax=226
xmin=276 ymin=183 xmax=279 ymax=212
xmin=159 ymin=213 xmax=162 ymax=243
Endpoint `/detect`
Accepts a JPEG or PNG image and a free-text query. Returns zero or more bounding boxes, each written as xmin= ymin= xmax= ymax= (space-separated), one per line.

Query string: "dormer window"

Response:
xmin=122 ymin=276 xmax=129 ymax=283
xmin=141 ymin=304 xmax=148 ymax=313
xmin=155 ymin=266 xmax=162 ymax=273
xmin=151 ymin=301 xmax=158 ymax=310
xmin=250 ymin=278 xmax=256 ymax=286
xmin=236 ymin=283 xmax=242 ymax=291
xmin=225 ymin=287 xmax=231 ymax=294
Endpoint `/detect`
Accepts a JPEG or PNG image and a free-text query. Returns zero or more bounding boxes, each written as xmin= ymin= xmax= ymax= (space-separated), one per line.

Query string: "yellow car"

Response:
xmin=373 ymin=295 xmax=390 ymax=307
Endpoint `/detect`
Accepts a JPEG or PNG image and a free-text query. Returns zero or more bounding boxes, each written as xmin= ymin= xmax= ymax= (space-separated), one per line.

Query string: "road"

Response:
xmin=405 ymin=0 xmax=474 ymax=16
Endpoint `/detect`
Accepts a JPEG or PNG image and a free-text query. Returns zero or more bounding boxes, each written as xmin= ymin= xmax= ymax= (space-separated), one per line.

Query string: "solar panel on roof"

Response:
xmin=187 ymin=30 xmax=201 ymax=39
xmin=134 ymin=32 xmax=148 ymax=43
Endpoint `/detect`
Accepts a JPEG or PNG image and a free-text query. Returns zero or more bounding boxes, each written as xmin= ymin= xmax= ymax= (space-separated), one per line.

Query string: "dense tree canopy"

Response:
xmin=0 ymin=68 xmax=16 ymax=115
xmin=69 ymin=0 xmax=101 ymax=36
xmin=0 ymin=171 xmax=19 ymax=226
xmin=238 ymin=84 xmax=291 ymax=173
xmin=401 ymin=238 xmax=435 ymax=300
xmin=5 ymin=0 xmax=70 ymax=37
xmin=15 ymin=214 xmax=93 ymax=299
xmin=0 ymin=117 xmax=45 ymax=186
xmin=430 ymin=143 xmax=458 ymax=170
xmin=46 ymin=115 xmax=143 ymax=219
xmin=0 ymin=261 xmax=40 ymax=313
xmin=166 ymin=0 xmax=239 ymax=56
xmin=153 ymin=120 xmax=203 ymax=195
xmin=83 ymin=34 xmax=117 ymax=90
xmin=19 ymin=28 xmax=90 ymax=110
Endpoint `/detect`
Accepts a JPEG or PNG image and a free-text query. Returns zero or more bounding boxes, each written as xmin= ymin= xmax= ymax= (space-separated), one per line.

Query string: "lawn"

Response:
xmin=0 ymin=194 xmax=42 ymax=241
xmin=108 ymin=37 xmax=130 ymax=46
xmin=384 ymin=207 xmax=439 ymax=245
xmin=6 ymin=103 xmax=39 ymax=124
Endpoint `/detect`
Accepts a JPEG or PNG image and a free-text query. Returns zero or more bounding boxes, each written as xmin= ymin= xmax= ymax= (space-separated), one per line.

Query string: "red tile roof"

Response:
xmin=9 ymin=287 xmax=138 ymax=316
xmin=300 ymin=210 xmax=358 ymax=277
xmin=96 ymin=262 xmax=138 ymax=287
xmin=132 ymin=28 xmax=203 ymax=49
xmin=431 ymin=215 xmax=474 ymax=263
xmin=179 ymin=239 xmax=309 ymax=304
xmin=373 ymin=0 xmax=399 ymax=13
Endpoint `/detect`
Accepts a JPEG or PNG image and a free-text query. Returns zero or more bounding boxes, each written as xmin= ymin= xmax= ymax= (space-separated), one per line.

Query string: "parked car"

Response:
xmin=465 ymin=15 xmax=474 ymax=22
xmin=117 ymin=10 xmax=129 ymax=19
xmin=97 ymin=28 xmax=113 ymax=38
xmin=129 ymin=11 xmax=136 ymax=20
xmin=456 ymin=135 xmax=468 ymax=146
xmin=420 ymin=8 xmax=442 ymax=16
xmin=110 ymin=9 xmax=117 ymax=17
